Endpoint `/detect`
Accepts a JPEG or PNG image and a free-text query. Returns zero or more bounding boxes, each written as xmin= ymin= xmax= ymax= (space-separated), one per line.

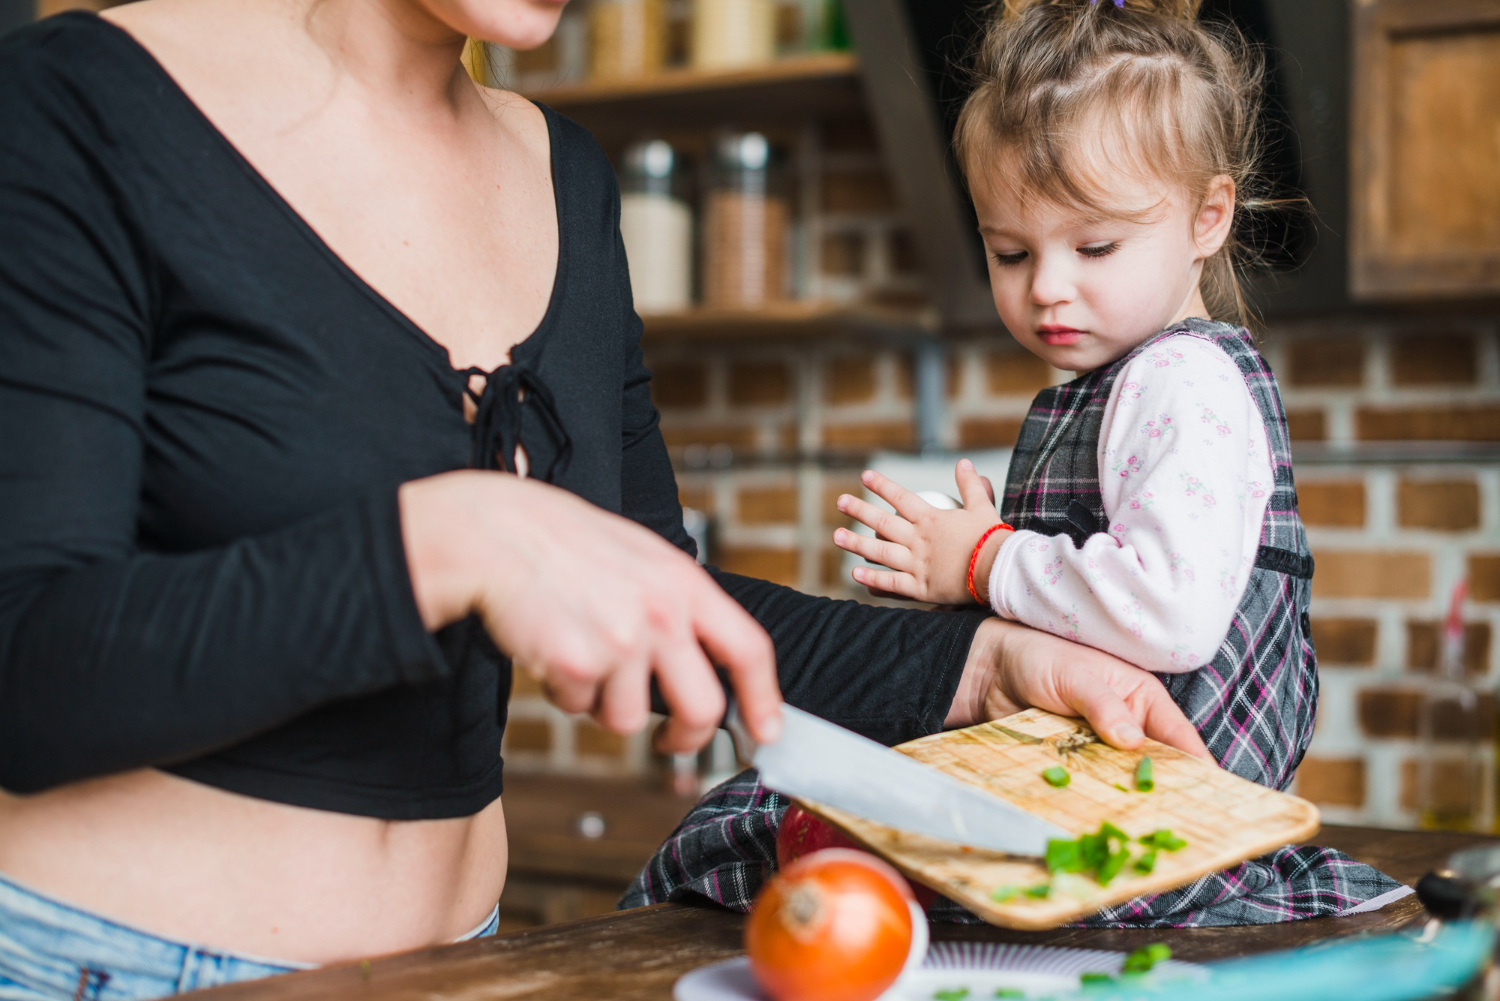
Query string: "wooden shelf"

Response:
xmin=527 ymin=53 xmax=863 ymax=138
xmin=640 ymin=301 xmax=935 ymax=343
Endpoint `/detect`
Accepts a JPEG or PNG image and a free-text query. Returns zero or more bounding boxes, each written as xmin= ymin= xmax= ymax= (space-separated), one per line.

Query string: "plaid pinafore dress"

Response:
xmin=1002 ymin=318 xmax=1317 ymax=790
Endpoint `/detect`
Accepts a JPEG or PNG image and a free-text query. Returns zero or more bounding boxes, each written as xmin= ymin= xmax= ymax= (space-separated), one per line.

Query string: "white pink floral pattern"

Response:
xmin=989 ymin=333 xmax=1275 ymax=674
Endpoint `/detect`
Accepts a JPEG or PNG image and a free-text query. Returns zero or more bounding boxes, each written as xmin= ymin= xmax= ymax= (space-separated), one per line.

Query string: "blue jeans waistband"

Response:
xmin=0 ymin=870 xmax=498 ymax=1001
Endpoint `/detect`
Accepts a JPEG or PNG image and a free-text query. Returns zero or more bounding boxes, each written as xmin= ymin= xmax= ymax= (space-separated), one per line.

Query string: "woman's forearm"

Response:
xmin=0 ymin=489 xmax=445 ymax=794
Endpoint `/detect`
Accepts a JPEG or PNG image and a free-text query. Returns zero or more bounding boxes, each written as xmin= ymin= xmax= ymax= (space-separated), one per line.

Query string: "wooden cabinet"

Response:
xmin=498 ymin=775 xmax=699 ymax=930
xmin=1351 ymin=0 xmax=1500 ymax=300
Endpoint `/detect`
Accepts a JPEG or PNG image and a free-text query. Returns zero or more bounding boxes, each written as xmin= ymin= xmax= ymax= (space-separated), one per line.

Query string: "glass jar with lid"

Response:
xmin=590 ymin=0 xmax=667 ymax=80
xmin=691 ymin=0 xmax=776 ymax=69
xmin=619 ymin=140 xmax=694 ymax=313
xmin=701 ymin=132 xmax=788 ymax=309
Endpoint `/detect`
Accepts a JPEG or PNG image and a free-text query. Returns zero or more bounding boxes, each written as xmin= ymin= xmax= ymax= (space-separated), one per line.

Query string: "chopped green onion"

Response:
xmin=1024 ymin=882 xmax=1052 ymax=898
xmin=1114 ymin=782 xmax=1130 ymax=792
xmin=990 ymin=885 xmax=1021 ymax=903
xmin=1079 ymin=972 xmax=1115 ymax=985
xmin=934 ymin=990 xmax=970 ymax=1001
xmin=1046 ymin=838 xmax=1083 ymax=874
xmin=1122 ymin=942 xmax=1171 ymax=974
xmin=1046 ymin=822 xmax=1140 ymax=884
xmin=1096 ymin=847 xmax=1131 ymax=886
xmin=1134 ymin=756 xmax=1154 ymax=792
xmin=1042 ymin=765 xmax=1071 ymax=787
xmin=1139 ymin=829 xmax=1187 ymax=852
xmin=993 ymin=991 xmax=1025 ymax=999
xmin=1133 ymin=849 xmax=1159 ymax=874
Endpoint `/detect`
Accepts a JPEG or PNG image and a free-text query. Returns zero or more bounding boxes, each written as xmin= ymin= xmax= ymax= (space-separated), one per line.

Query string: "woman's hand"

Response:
xmin=399 ymin=471 xmax=783 ymax=753
xmin=948 ymin=618 xmax=1212 ymax=760
xmin=833 ymin=460 xmax=1011 ymax=605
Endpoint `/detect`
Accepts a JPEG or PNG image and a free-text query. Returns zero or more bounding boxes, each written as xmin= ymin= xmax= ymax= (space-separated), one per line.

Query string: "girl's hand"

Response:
xmin=949 ymin=618 xmax=1213 ymax=761
xmin=833 ymin=459 xmax=1010 ymax=606
xmin=399 ymin=471 xmax=783 ymax=755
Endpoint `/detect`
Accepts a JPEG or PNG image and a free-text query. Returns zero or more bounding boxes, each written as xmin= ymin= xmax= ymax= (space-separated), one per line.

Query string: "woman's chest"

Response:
xmin=136 ymin=256 xmax=627 ymax=553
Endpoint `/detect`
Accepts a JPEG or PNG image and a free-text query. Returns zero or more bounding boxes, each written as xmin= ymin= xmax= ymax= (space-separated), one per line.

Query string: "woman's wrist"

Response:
xmin=398 ymin=472 xmax=492 ymax=630
xmin=945 ymin=617 xmax=1022 ymax=727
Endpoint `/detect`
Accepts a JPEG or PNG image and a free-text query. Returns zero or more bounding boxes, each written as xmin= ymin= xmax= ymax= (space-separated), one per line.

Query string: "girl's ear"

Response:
xmin=1193 ymin=175 xmax=1236 ymax=260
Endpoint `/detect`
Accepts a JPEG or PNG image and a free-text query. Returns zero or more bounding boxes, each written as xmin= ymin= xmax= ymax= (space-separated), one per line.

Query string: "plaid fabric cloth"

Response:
xmin=620 ymin=770 xmax=1408 ymax=927
xmin=1003 ymin=319 xmax=1318 ymax=791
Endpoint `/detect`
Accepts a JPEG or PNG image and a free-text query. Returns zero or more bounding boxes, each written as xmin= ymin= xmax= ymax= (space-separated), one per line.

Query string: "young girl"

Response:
xmin=833 ymin=0 xmax=1316 ymax=791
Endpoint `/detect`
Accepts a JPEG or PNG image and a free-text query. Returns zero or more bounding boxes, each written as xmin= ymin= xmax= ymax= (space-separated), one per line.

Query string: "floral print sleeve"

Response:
xmin=987 ymin=334 xmax=1275 ymax=674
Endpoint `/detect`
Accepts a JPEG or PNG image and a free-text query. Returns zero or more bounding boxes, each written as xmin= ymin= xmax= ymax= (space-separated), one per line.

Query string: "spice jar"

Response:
xmin=702 ymin=132 xmax=788 ymax=309
xmin=619 ymin=140 xmax=693 ymax=313
xmin=590 ymin=0 xmax=666 ymax=81
xmin=691 ymin=0 xmax=776 ymax=70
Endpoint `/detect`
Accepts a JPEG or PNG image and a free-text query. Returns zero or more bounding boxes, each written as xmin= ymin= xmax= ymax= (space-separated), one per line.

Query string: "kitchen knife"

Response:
xmin=728 ymin=703 xmax=1071 ymax=856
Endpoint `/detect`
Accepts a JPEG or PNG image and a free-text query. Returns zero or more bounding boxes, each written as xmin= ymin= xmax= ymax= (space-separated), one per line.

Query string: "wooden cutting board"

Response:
xmin=795 ymin=708 xmax=1320 ymax=930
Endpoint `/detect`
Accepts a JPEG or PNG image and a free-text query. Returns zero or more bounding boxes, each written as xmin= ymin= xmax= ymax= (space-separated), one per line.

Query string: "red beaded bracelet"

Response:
xmin=966 ymin=522 xmax=1013 ymax=605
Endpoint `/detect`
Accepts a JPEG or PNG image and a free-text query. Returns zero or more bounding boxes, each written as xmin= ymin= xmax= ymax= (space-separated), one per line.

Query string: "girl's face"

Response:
xmin=972 ymin=162 xmax=1234 ymax=374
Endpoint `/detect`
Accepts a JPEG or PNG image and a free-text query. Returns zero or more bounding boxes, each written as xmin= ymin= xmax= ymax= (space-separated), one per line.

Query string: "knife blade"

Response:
xmin=730 ymin=704 xmax=1070 ymax=856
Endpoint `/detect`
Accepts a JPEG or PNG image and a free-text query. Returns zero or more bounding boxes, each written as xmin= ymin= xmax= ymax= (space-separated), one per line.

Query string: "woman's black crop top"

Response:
xmin=0 ymin=13 xmax=989 ymax=820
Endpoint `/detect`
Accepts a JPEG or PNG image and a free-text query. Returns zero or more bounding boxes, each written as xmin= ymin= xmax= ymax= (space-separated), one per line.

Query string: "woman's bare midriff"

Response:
xmin=0 ymin=770 xmax=507 ymax=964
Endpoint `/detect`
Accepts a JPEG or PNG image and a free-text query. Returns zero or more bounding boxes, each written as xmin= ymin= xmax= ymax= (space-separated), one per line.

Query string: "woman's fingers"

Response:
xmin=1132 ymin=683 xmax=1213 ymax=760
xmin=1053 ymin=669 xmax=1145 ymax=750
xmin=954 ymin=459 xmax=996 ymax=512
xmin=419 ymin=473 xmax=780 ymax=754
xmin=833 ymin=527 xmax=913 ymax=571
xmin=594 ymin=654 xmax=651 ymax=735
xmin=860 ymin=469 xmax=930 ymax=522
xmin=650 ymin=626 xmax=728 ymax=754
xmin=690 ymin=577 xmax=782 ymax=746
xmin=837 ymin=493 xmax=916 ymax=545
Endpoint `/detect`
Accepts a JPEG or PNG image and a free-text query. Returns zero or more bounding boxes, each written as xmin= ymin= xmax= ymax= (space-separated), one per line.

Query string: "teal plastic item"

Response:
xmin=1069 ymin=921 xmax=1494 ymax=1001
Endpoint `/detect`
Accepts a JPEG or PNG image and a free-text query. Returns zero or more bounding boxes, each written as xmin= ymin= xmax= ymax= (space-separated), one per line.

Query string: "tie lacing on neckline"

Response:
xmin=463 ymin=365 xmax=572 ymax=481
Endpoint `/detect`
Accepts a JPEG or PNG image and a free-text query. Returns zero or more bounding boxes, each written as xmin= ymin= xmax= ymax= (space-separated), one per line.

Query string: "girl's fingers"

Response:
xmin=851 ymin=565 xmax=922 ymax=599
xmin=837 ymin=494 xmax=916 ymax=544
xmin=863 ymin=586 xmax=907 ymax=600
xmin=955 ymin=459 xmax=996 ymax=512
xmin=861 ymin=470 xmax=930 ymax=522
xmin=833 ymin=527 xmax=913 ymax=571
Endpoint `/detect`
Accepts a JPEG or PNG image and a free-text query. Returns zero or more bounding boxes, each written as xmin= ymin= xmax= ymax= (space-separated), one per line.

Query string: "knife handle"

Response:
xmin=1416 ymin=870 xmax=1481 ymax=921
xmin=723 ymin=694 xmax=757 ymax=764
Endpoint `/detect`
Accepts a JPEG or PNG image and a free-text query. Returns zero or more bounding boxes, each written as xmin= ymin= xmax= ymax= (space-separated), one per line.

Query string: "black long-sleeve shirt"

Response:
xmin=0 ymin=13 xmax=988 ymax=819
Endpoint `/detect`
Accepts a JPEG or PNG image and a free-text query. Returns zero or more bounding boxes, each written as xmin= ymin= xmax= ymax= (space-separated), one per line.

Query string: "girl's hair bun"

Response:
xmin=1001 ymin=0 xmax=1203 ymax=23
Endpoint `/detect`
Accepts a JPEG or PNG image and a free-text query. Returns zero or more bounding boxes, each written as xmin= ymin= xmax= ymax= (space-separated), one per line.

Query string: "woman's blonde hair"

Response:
xmin=954 ymin=0 xmax=1288 ymax=326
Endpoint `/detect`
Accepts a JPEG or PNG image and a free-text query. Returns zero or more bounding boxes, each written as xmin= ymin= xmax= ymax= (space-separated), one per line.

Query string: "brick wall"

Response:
xmin=1263 ymin=322 xmax=1500 ymax=826
xmin=508 ymin=317 xmax=1500 ymax=828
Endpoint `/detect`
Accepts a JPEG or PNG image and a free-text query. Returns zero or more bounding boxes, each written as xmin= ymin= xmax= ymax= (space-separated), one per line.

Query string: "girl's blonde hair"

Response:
xmin=955 ymin=0 xmax=1284 ymax=326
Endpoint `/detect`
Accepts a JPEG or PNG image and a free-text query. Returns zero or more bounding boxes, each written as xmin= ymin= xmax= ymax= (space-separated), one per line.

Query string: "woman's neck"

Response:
xmin=298 ymin=0 xmax=471 ymax=117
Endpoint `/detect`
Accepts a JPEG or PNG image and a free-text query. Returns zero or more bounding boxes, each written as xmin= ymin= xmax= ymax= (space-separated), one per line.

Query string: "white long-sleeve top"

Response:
xmin=987 ymin=333 xmax=1275 ymax=674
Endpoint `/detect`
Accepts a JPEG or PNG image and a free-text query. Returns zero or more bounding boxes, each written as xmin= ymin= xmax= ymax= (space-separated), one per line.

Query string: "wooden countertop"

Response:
xmin=188 ymin=824 xmax=1492 ymax=1001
